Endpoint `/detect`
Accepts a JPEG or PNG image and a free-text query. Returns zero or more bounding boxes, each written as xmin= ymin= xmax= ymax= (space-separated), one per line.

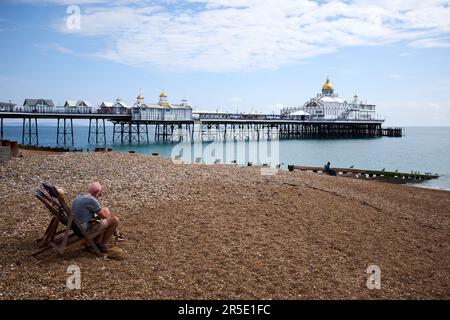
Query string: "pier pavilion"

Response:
xmin=23 ymin=99 xmax=54 ymax=113
xmin=282 ymin=78 xmax=378 ymax=121
xmin=64 ymin=100 xmax=93 ymax=114
xmin=0 ymin=102 xmax=16 ymax=112
xmin=131 ymin=92 xmax=192 ymax=121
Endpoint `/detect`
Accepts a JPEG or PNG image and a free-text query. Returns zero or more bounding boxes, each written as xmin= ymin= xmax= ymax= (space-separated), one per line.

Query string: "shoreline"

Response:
xmin=18 ymin=148 xmax=69 ymax=156
xmin=15 ymin=148 xmax=449 ymax=191
xmin=405 ymin=183 xmax=450 ymax=192
xmin=0 ymin=152 xmax=449 ymax=299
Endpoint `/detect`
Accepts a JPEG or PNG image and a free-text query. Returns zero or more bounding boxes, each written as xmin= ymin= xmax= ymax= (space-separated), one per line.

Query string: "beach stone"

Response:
xmin=0 ymin=151 xmax=449 ymax=300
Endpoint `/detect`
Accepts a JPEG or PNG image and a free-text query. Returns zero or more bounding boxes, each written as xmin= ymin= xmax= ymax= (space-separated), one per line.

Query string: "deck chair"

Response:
xmin=29 ymin=184 xmax=106 ymax=262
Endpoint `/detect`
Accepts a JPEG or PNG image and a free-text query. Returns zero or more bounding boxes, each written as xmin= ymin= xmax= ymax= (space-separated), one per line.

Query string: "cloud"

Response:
xmin=397 ymin=52 xmax=413 ymax=57
xmin=19 ymin=0 xmax=450 ymax=72
xmin=409 ymin=37 xmax=450 ymax=48
xmin=388 ymin=73 xmax=405 ymax=79
xmin=12 ymin=0 xmax=111 ymax=4
xmin=230 ymin=97 xmax=244 ymax=104
xmin=378 ymin=99 xmax=450 ymax=126
xmin=35 ymin=43 xmax=73 ymax=54
xmin=0 ymin=74 xmax=30 ymax=83
xmin=263 ymin=103 xmax=285 ymax=113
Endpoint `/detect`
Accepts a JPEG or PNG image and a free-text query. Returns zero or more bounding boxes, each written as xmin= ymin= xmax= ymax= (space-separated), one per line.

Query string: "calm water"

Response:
xmin=2 ymin=124 xmax=450 ymax=190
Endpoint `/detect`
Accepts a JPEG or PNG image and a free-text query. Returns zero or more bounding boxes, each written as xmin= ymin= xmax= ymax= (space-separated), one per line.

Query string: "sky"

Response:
xmin=1 ymin=0 xmax=450 ymax=126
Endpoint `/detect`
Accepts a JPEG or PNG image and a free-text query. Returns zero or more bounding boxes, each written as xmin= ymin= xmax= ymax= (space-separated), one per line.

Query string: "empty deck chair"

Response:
xmin=30 ymin=184 xmax=106 ymax=262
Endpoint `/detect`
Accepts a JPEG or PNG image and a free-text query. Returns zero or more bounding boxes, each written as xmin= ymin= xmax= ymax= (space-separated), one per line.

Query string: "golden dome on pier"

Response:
xmin=322 ymin=78 xmax=334 ymax=91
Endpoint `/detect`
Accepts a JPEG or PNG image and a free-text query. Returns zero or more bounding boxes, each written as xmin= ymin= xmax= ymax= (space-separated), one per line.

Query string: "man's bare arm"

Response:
xmin=97 ymin=207 xmax=111 ymax=219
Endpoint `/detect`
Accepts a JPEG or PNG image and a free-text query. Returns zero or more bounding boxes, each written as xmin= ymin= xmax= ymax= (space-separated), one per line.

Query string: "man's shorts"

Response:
xmin=82 ymin=219 xmax=111 ymax=233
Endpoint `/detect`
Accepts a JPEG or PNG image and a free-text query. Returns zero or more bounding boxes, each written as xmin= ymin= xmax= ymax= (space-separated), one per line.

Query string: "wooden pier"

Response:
xmin=288 ymin=165 xmax=439 ymax=182
xmin=195 ymin=120 xmax=393 ymax=141
xmin=382 ymin=127 xmax=403 ymax=137
xmin=0 ymin=112 xmax=128 ymax=146
xmin=0 ymin=111 xmax=403 ymax=146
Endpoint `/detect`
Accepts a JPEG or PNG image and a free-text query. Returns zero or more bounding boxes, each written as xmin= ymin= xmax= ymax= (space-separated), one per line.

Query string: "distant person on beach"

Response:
xmin=324 ymin=162 xmax=337 ymax=176
xmin=71 ymin=182 xmax=119 ymax=253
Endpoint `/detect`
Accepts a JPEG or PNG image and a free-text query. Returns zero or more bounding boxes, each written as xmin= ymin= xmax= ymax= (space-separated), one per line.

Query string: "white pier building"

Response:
xmin=282 ymin=78 xmax=378 ymax=121
xmin=131 ymin=92 xmax=192 ymax=121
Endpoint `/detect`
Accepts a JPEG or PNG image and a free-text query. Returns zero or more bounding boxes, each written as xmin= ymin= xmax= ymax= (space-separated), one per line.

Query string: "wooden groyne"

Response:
xmin=288 ymin=165 xmax=439 ymax=182
xmin=1 ymin=140 xmax=83 ymax=161
xmin=0 ymin=140 xmax=19 ymax=161
xmin=17 ymin=144 xmax=83 ymax=153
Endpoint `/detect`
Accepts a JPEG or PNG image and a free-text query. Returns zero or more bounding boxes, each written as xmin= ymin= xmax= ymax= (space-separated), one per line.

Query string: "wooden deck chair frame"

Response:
xmin=30 ymin=184 xmax=106 ymax=262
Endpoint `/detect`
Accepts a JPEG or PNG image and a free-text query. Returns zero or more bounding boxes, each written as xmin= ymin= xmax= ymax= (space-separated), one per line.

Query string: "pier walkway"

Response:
xmin=0 ymin=111 xmax=400 ymax=146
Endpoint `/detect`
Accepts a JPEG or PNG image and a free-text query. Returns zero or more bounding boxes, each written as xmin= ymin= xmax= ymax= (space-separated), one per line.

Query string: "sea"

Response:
xmin=2 ymin=122 xmax=450 ymax=191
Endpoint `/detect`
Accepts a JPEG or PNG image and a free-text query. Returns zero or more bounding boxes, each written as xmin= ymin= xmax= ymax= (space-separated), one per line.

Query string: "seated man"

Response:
xmin=324 ymin=162 xmax=337 ymax=176
xmin=71 ymin=181 xmax=119 ymax=253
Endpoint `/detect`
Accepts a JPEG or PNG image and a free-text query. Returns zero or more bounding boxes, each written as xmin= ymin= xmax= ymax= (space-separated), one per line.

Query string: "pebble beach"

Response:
xmin=0 ymin=151 xmax=449 ymax=299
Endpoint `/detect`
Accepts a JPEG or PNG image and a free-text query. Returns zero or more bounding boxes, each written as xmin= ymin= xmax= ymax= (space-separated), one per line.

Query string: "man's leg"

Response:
xmin=100 ymin=216 xmax=118 ymax=244
xmin=102 ymin=207 xmax=124 ymax=240
xmin=102 ymin=207 xmax=111 ymax=217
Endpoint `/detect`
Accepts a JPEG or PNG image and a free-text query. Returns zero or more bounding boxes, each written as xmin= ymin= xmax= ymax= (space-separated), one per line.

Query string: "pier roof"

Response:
xmin=319 ymin=96 xmax=346 ymax=104
xmin=0 ymin=102 xmax=16 ymax=107
xmin=64 ymin=100 xmax=92 ymax=108
xmin=23 ymin=99 xmax=54 ymax=107
xmin=290 ymin=110 xmax=310 ymax=116
xmin=100 ymin=102 xmax=114 ymax=108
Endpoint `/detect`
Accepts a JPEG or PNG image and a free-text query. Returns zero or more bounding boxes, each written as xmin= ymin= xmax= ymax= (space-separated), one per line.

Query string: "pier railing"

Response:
xmin=2 ymin=109 xmax=386 ymax=122
xmin=0 ymin=108 xmax=130 ymax=115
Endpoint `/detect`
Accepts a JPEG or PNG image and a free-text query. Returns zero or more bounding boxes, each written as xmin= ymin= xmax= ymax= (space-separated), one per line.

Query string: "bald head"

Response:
xmin=88 ymin=181 xmax=102 ymax=198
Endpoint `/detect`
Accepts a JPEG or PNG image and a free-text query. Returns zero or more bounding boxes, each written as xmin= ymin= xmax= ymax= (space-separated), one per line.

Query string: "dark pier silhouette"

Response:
xmin=0 ymin=111 xmax=402 ymax=146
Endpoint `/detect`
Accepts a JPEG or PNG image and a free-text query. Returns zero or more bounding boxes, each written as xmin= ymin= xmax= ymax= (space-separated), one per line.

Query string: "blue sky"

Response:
xmin=1 ymin=0 xmax=450 ymax=126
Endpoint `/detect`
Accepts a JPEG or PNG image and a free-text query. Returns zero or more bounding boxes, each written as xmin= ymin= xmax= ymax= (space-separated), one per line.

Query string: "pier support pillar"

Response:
xmin=56 ymin=118 xmax=74 ymax=145
xmin=0 ymin=117 xmax=3 ymax=141
xmin=155 ymin=123 xmax=173 ymax=141
xmin=22 ymin=117 xmax=39 ymax=146
xmin=113 ymin=121 xmax=149 ymax=144
xmin=134 ymin=123 xmax=149 ymax=144
xmin=88 ymin=118 xmax=107 ymax=145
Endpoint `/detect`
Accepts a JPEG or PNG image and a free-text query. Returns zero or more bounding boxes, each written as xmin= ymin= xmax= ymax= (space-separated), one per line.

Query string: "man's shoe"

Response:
xmin=94 ymin=241 xmax=108 ymax=253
